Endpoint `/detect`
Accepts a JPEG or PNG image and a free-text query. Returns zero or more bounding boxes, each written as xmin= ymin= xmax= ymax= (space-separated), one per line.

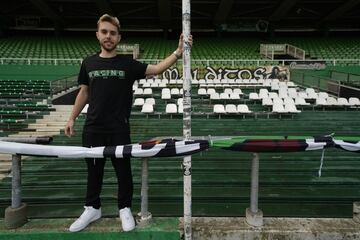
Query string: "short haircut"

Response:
xmin=97 ymin=14 xmax=121 ymax=32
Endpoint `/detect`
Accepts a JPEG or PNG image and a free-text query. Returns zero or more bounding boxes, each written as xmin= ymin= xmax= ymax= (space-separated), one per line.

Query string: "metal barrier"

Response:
xmin=1 ymin=57 xmax=360 ymax=67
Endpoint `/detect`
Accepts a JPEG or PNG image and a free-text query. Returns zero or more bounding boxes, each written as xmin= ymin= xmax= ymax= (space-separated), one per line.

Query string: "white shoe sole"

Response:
xmin=69 ymin=215 xmax=101 ymax=232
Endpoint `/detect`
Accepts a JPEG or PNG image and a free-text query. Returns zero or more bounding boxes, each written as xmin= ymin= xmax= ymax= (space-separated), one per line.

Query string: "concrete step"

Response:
xmin=49 ymin=111 xmax=71 ymax=115
xmin=53 ymin=105 xmax=73 ymax=112
xmin=41 ymin=117 xmax=69 ymax=122
xmin=0 ymin=173 xmax=8 ymax=180
xmin=34 ymin=128 xmax=61 ymax=132
xmin=8 ymin=132 xmax=60 ymax=137
xmin=0 ymin=162 xmax=11 ymax=172
xmin=28 ymin=123 xmax=66 ymax=128
xmin=0 ymin=154 xmax=11 ymax=162
xmin=189 ymin=217 xmax=360 ymax=240
xmin=0 ymin=218 xmax=180 ymax=240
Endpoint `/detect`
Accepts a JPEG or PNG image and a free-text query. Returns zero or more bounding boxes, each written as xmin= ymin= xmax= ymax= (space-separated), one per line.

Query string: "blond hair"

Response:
xmin=97 ymin=14 xmax=121 ymax=32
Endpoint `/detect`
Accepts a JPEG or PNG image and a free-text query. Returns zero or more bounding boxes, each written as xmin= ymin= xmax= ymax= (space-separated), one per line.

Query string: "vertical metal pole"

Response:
xmin=138 ymin=158 xmax=152 ymax=226
xmin=5 ymin=154 xmax=27 ymax=229
xmin=12 ymin=154 xmax=22 ymax=209
xmin=250 ymin=153 xmax=259 ymax=213
xmin=245 ymin=153 xmax=263 ymax=227
xmin=182 ymin=0 xmax=192 ymax=239
xmin=141 ymin=158 xmax=149 ymax=219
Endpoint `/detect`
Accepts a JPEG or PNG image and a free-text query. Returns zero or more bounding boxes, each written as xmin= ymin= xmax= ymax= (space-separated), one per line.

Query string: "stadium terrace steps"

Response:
xmin=0 ymin=218 xmax=181 ymax=240
xmin=6 ymin=105 xmax=71 ymax=138
xmin=0 ymin=105 xmax=72 ymax=180
xmin=1 ymin=109 xmax=360 ymax=219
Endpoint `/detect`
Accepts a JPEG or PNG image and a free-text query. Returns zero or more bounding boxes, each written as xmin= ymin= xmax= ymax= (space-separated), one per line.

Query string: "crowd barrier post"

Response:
xmin=245 ymin=152 xmax=263 ymax=227
xmin=4 ymin=154 xmax=28 ymax=229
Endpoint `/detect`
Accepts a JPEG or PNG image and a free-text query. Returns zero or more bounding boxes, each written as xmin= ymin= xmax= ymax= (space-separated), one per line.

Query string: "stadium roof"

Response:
xmin=0 ymin=0 xmax=359 ymax=33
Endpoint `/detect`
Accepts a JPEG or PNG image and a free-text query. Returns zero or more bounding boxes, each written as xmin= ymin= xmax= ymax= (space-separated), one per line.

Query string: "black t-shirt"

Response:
xmin=78 ymin=54 xmax=148 ymax=133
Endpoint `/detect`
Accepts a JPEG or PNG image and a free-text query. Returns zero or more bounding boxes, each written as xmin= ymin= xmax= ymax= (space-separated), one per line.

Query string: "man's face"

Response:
xmin=96 ymin=21 xmax=121 ymax=52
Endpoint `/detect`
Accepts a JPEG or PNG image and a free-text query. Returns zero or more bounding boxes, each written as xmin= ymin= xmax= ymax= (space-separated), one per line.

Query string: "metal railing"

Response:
xmin=2 ymin=136 xmax=265 ymax=231
xmin=0 ymin=58 xmax=82 ymax=65
xmin=1 ymin=57 xmax=360 ymax=67
xmin=49 ymin=75 xmax=78 ymax=95
xmin=291 ymin=71 xmax=360 ymax=97
xmin=3 ymin=144 xmax=265 ymax=230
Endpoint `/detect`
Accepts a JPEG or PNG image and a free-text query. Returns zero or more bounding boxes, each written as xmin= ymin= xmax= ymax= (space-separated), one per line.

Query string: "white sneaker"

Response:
xmin=69 ymin=206 xmax=101 ymax=232
xmin=119 ymin=207 xmax=135 ymax=231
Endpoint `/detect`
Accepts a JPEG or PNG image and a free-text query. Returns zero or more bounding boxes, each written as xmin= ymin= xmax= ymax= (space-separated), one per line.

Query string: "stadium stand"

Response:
xmin=1 ymin=36 xmax=360 ymax=62
xmin=0 ymin=17 xmax=359 ymax=240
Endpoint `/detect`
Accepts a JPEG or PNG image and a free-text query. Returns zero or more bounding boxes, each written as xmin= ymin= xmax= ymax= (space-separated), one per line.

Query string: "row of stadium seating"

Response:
xmin=1 ymin=36 xmax=359 ymax=61
xmin=0 ymin=78 xmax=54 ymax=135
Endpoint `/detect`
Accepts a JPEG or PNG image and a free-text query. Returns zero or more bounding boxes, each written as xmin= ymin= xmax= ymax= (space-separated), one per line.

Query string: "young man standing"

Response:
xmin=64 ymin=14 xmax=192 ymax=232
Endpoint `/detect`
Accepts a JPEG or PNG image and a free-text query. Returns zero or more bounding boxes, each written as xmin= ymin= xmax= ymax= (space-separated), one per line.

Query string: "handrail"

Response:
xmin=0 ymin=58 xmax=82 ymax=65
xmin=49 ymin=75 xmax=78 ymax=95
xmin=1 ymin=57 xmax=360 ymax=66
xmin=2 ymin=136 xmax=359 ymax=229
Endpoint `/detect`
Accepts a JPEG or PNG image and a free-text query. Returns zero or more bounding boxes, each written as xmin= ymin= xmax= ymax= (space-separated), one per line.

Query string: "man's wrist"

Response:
xmin=173 ymin=50 xmax=181 ymax=59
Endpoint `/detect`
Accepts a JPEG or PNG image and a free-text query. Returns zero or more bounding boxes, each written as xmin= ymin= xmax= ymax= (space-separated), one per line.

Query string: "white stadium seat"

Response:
xmin=326 ymin=97 xmax=337 ymax=106
xmin=198 ymin=88 xmax=207 ymax=96
xmin=224 ymin=88 xmax=233 ymax=94
xmin=177 ymin=98 xmax=183 ymax=105
xmin=259 ymin=88 xmax=269 ymax=99
xmin=298 ymin=92 xmax=308 ymax=99
xmin=133 ymin=98 xmax=144 ymax=106
xmin=262 ymin=97 xmax=273 ymax=106
xmin=220 ymin=93 xmax=230 ymax=100
xmin=141 ymin=103 xmax=154 ymax=113
xmin=161 ymin=88 xmax=171 ymax=100
xmin=134 ymin=88 xmax=143 ymax=95
xmin=349 ymin=97 xmax=360 ymax=106
xmin=145 ymin=98 xmax=155 ymax=105
xmin=286 ymin=81 xmax=296 ymax=87
xmin=207 ymin=88 xmax=216 ymax=95
xmin=268 ymin=92 xmax=279 ymax=99
xmin=273 ymin=97 xmax=284 ymax=106
xmin=225 ymin=104 xmax=237 ymax=113
xmin=295 ymin=97 xmax=310 ymax=106
xmin=285 ymin=103 xmax=301 ymax=113
xmin=165 ymin=104 xmax=177 ymax=114
xmin=237 ymin=104 xmax=252 ymax=113
xmin=178 ymin=104 xmax=183 ymax=113
xmin=337 ymin=98 xmax=349 ymax=106
xmin=171 ymin=88 xmax=180 ymax=95
xmin=249 ymin=92 xmax=260 ymax=100
xmin=284 ymin=97 xmax=295 ymax=105
xmin=210 ymin=93 xmax=220 ymax=100
xmin=230 ymin=93 xmax=240 ymax=100
xmin=233 ymin=88 xmax=243 ymax=95
xmin=318 ymin=92 xmax=329 ymax=99
xmin=143 ymin=88 xmax=153 ymax=95
xmin=272 ymin=103 xmax=286 ymax=113
xmin=142 ymin=82 xmax=151 ymax=88
xmin=316 ymin=97 xmax=327 ymax=106
xmin=213 ymin=104 xmax=225 ymax=114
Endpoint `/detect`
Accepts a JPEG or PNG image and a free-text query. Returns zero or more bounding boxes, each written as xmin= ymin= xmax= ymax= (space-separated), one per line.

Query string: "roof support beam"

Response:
xmin=269 ymin=0 xmax=299 ymax=22
xmin=320 ymin=0 xmax=360 ymax=23
xmin=214 ymin=0 xmax=234 ymax=25
xmin=29 ymin=0 xmax=63 ymax=28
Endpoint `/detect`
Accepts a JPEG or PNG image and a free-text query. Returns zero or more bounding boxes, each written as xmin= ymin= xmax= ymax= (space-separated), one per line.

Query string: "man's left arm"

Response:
xmin=145 ymin=34 xmax=192 ymax=76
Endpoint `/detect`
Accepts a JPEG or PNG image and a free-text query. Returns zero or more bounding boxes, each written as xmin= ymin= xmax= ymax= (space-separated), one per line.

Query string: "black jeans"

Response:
xmin=82 ymin=131 xmax=132 ymax=210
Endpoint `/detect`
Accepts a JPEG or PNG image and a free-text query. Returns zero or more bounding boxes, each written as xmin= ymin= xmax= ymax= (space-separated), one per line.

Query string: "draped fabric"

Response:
xmin=211 ymin=136 xmax=334 ymax=152
xmin=0 ymin=138 xmax=209 ymax=158
xmin=0 ymin=136 xmax=358 ymax=158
